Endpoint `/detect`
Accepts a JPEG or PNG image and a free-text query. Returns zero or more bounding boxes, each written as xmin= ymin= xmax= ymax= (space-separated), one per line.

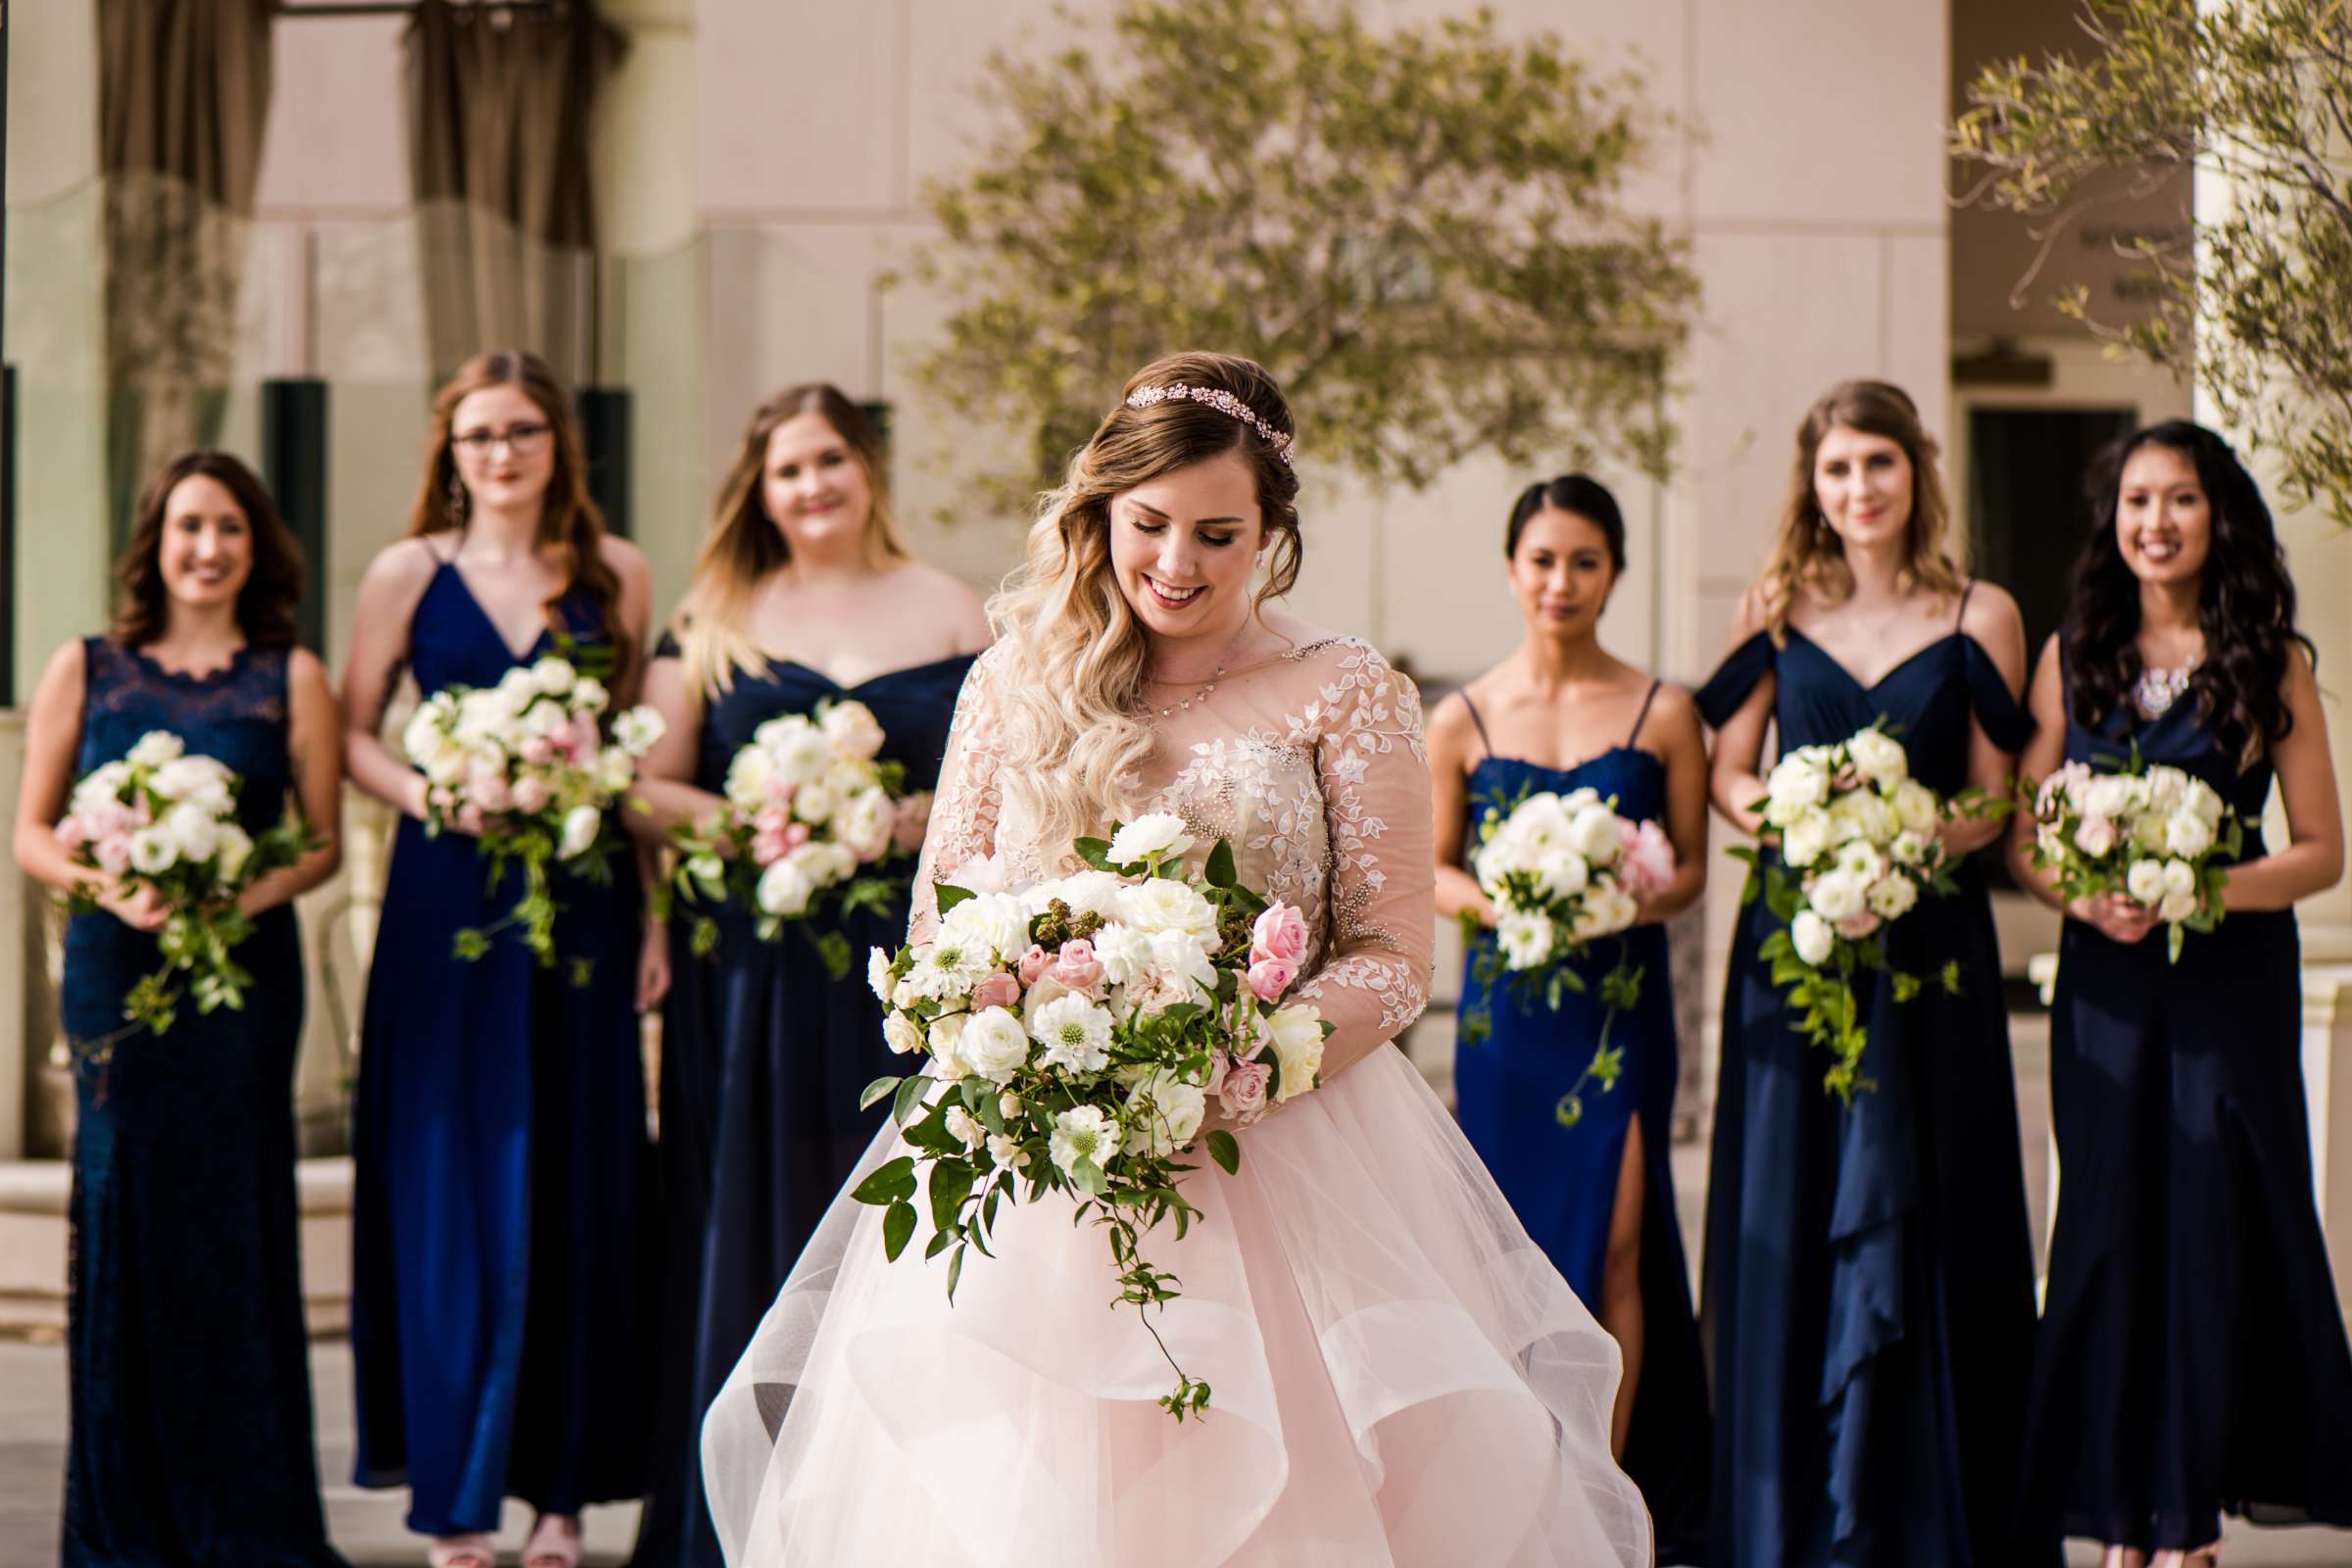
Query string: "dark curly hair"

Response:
xmin=2065 ymin=419 xmax=2312 ymax=765
xmin=1504 ymin=473 xmax=1626 ymax=571
xmin=111 ymin=450 xmax=304 ymax=649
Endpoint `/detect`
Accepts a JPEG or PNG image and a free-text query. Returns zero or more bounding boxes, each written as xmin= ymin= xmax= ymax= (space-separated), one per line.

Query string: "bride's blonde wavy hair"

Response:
xmin=1756 ymin=378 xmax=1965 ymax=641
xmin=987 ymin=351 xmax=1302 ymax=862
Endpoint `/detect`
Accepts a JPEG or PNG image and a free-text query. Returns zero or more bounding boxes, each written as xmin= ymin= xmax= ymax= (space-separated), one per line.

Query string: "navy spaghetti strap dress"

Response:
xmin=350 ymin=561 xmax=653 ymax=1536
xmin=1693 ymin=594 xmax=2051 ymax=1568
xmin=61 ymin=639 xmax=344 ymax=1567
xmin=1450 ymin=681 xmax=1712 ymax=1561
xmin=2016 ymin=642 xmax=2352 ymax=1551
xmin=632 ymin=647 xmax=976 ymax=1568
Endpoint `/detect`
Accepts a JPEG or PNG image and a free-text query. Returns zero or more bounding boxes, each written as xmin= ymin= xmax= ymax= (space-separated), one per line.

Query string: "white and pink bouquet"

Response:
xmin=2027 ymin=753 xmax=2235 ymax=962
xmin=665 ymin=699 xmax=923 ymax=978
xmin=401 ymin=653 xmax=665 ymax=968
xmin=856 ymin=811 xmax=1330 ymax=1421
xmin=1739 ymin=724 xmax=1996 ymax=1101
xmin=1460 ymin=786 xmax=1677 ymax=1125
xmin=55 ymin=729 xmax=317 ymax=1050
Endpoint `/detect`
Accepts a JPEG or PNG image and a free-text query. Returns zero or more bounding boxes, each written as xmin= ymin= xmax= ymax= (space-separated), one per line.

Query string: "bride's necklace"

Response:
xmin=1146 ymin=622 xmax=1250 ymax=720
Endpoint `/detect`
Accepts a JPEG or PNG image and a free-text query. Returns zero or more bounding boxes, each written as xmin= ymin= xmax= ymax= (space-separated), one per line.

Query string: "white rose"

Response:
xmin=1891 ymin=779 xmax=1940 ymax=835
xmin=213 ymin=822 xmax=255 ymax=887
xmin=152 ymin=755 xmax=233 ymax=808
xmin=1829 ymin=790 xmax=1899 ymax=848
xmin=1049 ymin=1104 xmax=1122 ymax=1177
xmin=1536 ymin=849 xmax=1591 ymax=901
xmin=1106 ymin=812 xmax=1195 ymax=867
xmin=2126 ymin=859 xmax=2169 ymax=905
xmin=1865 ymin=873 xmax=1919 ymax=921
xmin=1125 ymin=1069 xmax=1207 ymax=1157
xmin=2158 ymin=890 xmax=2199 ymax=923
xmin=1032 ymin=869 xmax=1124 ymax=920
xmin=1565 ymin=806 xmax=1623 ymax=863
xmin=2084 ymin=775 xmax=2140 ymax=821
xmin=1496 ymin=910 xmax=1554 ymax=970
xmin=558 ymin=805 xmax=602 ymax=859
xmin=867 ymin=948 xmax=899 ymax=1006
xmin=986 ymin=1132 xmax=1031 ymax=1172
xmin=2143 ymin=766 xmax=2188 ymax=812
xmin=940 ymin=891 xmax=1032 ymax=961
xmin=1847 ymin=727 xmax=1908 ymax=786
xmin=128 ymin=825 xmax=177 ymax=875
xmin=838 ymin=787 xmax=896 ymax=862
xmin=2161 ymin=858 xmax=2195 ymax=897
xmin=1262 ymin=1004 xmax=1327 ymax=1103
xmin=770 ymin=722 xmax=833 ymax=786
xmin=529 ymin=656 xmax=576 ymax=695
xmin=1806 ymin=870 xmax=1866 ymax=923
xmin=944 ymin=1104 xmax=990 ymax=1152
xmin=162 ymin=801 xmax=223 ymax=863
xmin=2164 ymin=810 xmax=2214 ymax=859
xmin=612 ymin=706 xmax=665 ymax=756
xmin=524 ymin=698 xmax=570 ymax=739
xmin=2073 ymin=815 xmax=2119 ymax=858
xmin=1764 ymin=753 xmax=1831 ymax=822
xmin=2184 ymin=780 xmax=2227 ymax=828
xmin=927 ymin=1012 xmax=973 ymax=1081
xmin=1572 ymin=884 xmax=1640 ymax=941
xmin=724 ymin=747 xmax=775 ymax=812
xmin=127 ymin=730 xmax=185 ymax=768
xmin=881 ymin=1012 xmax=922 ymax=1055
xmin=1790 ymin=908 xmax=1836 ymax=965
xmin=819 ymin=700 xmax=888 ymax=761
xmin=1113 ymin=877 xmax=1217 ymax=942
xmin=791 ymin=781 xmax=836 ymax=826
xmin=755 ymin=858 xmax=814 ymax=917
xmin=961 ymin=1006 xmax=1034 ymax=1084
xmin=1783 ymin=810 xmax=1834 ymax=870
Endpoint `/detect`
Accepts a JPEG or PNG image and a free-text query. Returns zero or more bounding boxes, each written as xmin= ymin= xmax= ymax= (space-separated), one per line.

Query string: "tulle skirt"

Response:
xmin=700 ymin=1044 xmax=1650 ymax=1566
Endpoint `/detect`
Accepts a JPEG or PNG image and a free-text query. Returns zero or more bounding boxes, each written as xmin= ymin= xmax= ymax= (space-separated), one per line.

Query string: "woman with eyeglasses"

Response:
xmin=341 ymin=350 xmax=657 ymax=1568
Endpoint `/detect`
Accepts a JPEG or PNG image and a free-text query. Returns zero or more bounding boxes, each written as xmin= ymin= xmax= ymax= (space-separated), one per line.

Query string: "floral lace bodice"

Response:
xmin=911 ymin=635 xmax=1436 ymax=1047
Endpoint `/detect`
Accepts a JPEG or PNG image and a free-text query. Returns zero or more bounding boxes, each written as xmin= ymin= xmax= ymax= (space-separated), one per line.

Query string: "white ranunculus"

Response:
xmin=1806 ymin=870 xmax=1866 ymax=923
xmin=819 ymin=700 xmax=888 ymax=761
xmin=1560 ymin=786 xmax=1603 ymax=815
xmin=1125 ymin=1069 xmax=1208 ymax=1157
xmin=881 ymin=1012 xmax=922 ymax=1055
xmin=1565 ymin=806 xmax=1623 ymax=863
xmin=755 ymin=858 xmax=814 ymax=917
xmin=2126 ymin=858 xmax=2169 ymax=905
xmin=944 ymin=1104 xmax=990 ymax=1152
xmin=612 ymin=706 xmax=665 ymax=756
xmin=2158 ymin=890 xmax=2199 ymax=924
xmin=1865 ymin=873 xmax=1919 ymax=921
xmin=529 ymin=656 xmax=576 ymax=695
xmin=1764 ymin=752 xmax=1832 ymax=819
xmin=1107 ymin=812 xmax=1195 ymax=867
xmin=1791 ymin=908 xmax=1836 ymax=965
xmin=2164 ymin=809 xmax=2214 ymax=859
xmin=1496 ymin=910 xmax=1555 ymax=970
xmin=1027 ymin=994 xmax=1113 ymax=1073
xmin=1262 ymin=1004 xmax=1327 ymax=1103
xmin=1782 ymin=810 xmax=1835 ymax=870
xmin=1891 ymin=779 xmax=1940 ymax=835
xmin=521 ymin=698 xmax=568 ymax=740
xmin=1113 ymin=876 xmax=1217 ymax=942
xmin=213 ymin=822 xmax=254 ymax=886
xmin=2130 ymin=810 xmax=2170 ymax=854
xmin=128 ymin=825 xmax=177 ymax=875
xmin=127 ymin=730 xmax=185 ymax=769
xmin=1049 ymin=1104 xmax=1122 ymax=1177
xmin=558 ymin=805 xmax=602 ymax=859
xmin=2161 ymin=858 xmax=2195 ymax=897
xmin=962 ymin=1006 xmax=1034 ymax=1084
xmin=867 ymin=947 xmax=899 ymax=1005
xmin=2143 ymin=765 xmax=2188 ymax=812
xmin=1536 ymin=849 xmax=1591 ymax=901
xmin=1847 ymin=727 xmax=1908 ymax=786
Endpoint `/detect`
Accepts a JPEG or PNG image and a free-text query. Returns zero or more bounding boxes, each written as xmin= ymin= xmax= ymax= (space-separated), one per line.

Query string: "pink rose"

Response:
xmin=971 ymin=971 xmax=1022 ymax=1011
xmin=1049 ymin=938 xmax=1104 ymax=993
xmin=1217 ymin=1057 xmax=1271 ymax=1121
xmin=1834 ymin=909 xmax=1881 ymax=941
xmin=81 ymin=800 xmax=132 ymax=841
xmin=511 ymin=775 xmax=552 ymax=813
xmin=96 ymin=837 xmax=132 ymax=876
xmin=782 ymin=822 xmax=811 ymax=852
xmin=750 ymin=826 xmax=792 ymax=865
xmin=1249 ymin=901 xmax=1309 ymax=967
xmin=518 ymin=735 xmax=555 ymax=766
xmin=764 ymin=776 xmax=798 ymax=808
xmin=753 ymin=806 xmax=792 ymax=839
xmin=1204 ymin=1050 xmax=1231 ymax=1096
xmin=1617 ymin=820 xmax=1676 ymax=903
xmin=892 ymin=791 xmax=934 ymax=855
xmin=1016 ymin=944 xmax=1051 ymax=987
xmin=54 ymin=816 xmax=88 ymax=852
xmin=1246 ymin=956 xmax=1297 ymax=1004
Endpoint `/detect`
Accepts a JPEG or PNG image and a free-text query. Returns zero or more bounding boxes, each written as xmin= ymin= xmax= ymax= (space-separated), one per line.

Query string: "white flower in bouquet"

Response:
xmin=558 ymin=804 xmax=602 ymax=859
xmin=529 ymin=655 xmax=576 ymax=695
xmin=612 ymin=707 xmax=664 ymax=755
xmin=1495 ymin=909 xmax=1555 ymax=969
xmin=214 ymin=823 xmax=254 ymax=887
xmin=127 ymin=731 xmax=184 ymax=768
xmin=819 ymin=700 xmax=888 ymax=761
xmin=152 ymin=755 xmax=234 ymax=809
xmin=1106 ymin=812 xmax=1194 ymax=866
xmin=1764 ymin=751 xmax=1832 ymax=824
xmin=1261 ymin=1004 xmax=1327 ymax=1103
xmin=1866 ymin=873 xmax=1919 ymax=921
xmin=963 ymin=1005 xmax=1035 ymax=1083
xmin=926 ymin=1013 xmax=973 ymax=1081
xmin=755 ymin=858 xmax=814 ymax=917
xmin=2073 ymin=814 xmax=2119 ymax=858
xmin=2164 ymin=809 xmax=2215 ymax=858
xmin=1114 ymin=876 xmax=1217 ymax=942
xmin=791 ymin=780 xmax=835 ymax=825
xmin=882 ymin=1012 xmax=923 ymax=1055
xmin=1571 ymin=883 xmax=1641 ymax=942
xmin=987 ymin=1132 xmax=1030 ymax=1171
xmin=1049 ymin=1104 xmax=1122 ymax=1178
xmin=1891 ymin=779 xmax=1940 ymax=836
xmin=941 ymin=891 xmax=1034 ymax=962
xmin=2126 ymin=858 xmax=2169 ymax=905
xmin=1124 ymin=1069 xmax=1208 ymax=1157
xmin=1028 ymin=868 xmax=1125 ymax=920
xmin=129 ymin=826 xmax=178 ymax=875
xmin=944 ymin=1104 xmax=989 ymax=1152
xmin=1089 ymin=922 xmax=1153 ymax=986
xmin=2084 ymin=774 xmax=2140 ymax=822
xmin=1806 ymin=869 xmax=1867 ymax=923
xmin=162 ymin=800 xmax=223 ymax=862
xmin=1783 ymin=809 xmax=1835 ymax=869
xmin=1536 ymin=847 xmax=1591 ymax=900
xmin=1847 ymin=727 xmax=1909 ymax=786
xmin=867 ymin=946 xmax=899 ymax=1005
xmin=1791 ymin=908 xmax=1836 ymax=965
xmin=1565 ymin=804 xmax=1624 ymax=863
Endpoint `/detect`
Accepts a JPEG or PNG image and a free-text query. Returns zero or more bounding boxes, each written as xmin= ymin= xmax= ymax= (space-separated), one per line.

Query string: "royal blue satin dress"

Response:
xmin=1449 ymin=683 xmax=1711 ymax=1561
xmin=61 ymin=639 xmax=345 ymax=1568
xmin=351 ymin=561 xmax=652 ymax=1536
xmin=1693 ymin=599 xmax=2050 ymax=1568
xmin=2017 ymin=643 xmax=2352 ymax=1550
xmin=632 ymin=647 xmax=976 ymax=1568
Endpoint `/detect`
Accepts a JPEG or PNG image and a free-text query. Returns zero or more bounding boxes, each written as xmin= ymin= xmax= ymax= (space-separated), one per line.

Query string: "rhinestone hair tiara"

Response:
xmin=1124 ymin=383 xmax=1298 ymax=466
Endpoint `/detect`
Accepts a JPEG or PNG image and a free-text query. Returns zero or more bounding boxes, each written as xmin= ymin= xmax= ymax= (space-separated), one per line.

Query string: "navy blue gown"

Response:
xmin=61 ymin=639 xmax=344 ymax=1568
xmin=1693 ymin=596 xmax=2050 ymax=1568
xmin=632 ymin=648 xmax=977 ymax=1568
xmin=2017 ymin=646 xmax=2352 ymax=1550
xmin=351 ymin=560 xmax=652 ymax=1536
xmin=1450 ymin=683 xmax=1711 ymax=1562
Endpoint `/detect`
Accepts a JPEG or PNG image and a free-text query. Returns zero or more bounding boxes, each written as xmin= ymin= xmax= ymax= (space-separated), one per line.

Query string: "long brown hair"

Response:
xmin=112 ymin=450 xmax=304 ymax=649
xmin=674 ymin=383 xmax=909 ymax=694
xmin=1756 ymin=379 xmax=1965 ymax=640
xmin=407 ymin=348 xmax=628 ymax=673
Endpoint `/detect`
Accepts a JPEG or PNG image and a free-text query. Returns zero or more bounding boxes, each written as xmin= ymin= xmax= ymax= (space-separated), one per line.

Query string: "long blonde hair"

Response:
xmin=674 ymin=384 xmax=910 ymax=693
xmin=988 ymin=351 xmax=1302 ymax=861
xmin=1756 ymin=378 xmax=1965 ymax=640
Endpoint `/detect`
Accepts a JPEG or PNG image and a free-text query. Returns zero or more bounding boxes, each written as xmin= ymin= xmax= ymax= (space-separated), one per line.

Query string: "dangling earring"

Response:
xmin=446 ymin=469 xmax=468 ymax=527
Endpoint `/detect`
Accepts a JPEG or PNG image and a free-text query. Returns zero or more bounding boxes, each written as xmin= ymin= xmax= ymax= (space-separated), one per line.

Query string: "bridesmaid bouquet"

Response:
xmin=856 ymin=811 xmax=1331 ymax=1421
xmin=1738 ymin=724 xmax=1990 ymax=1101
xmin=1458 ymin=786 xmax=1677 ymax=1127
xmin=401 ymin=654 xmax=666 ymax=971
xmin=54 ymin=730 xmax=317 ymax=1051
xmin=2026 ymin=754 xmax=2236 ymax=962
xmin=663 ymin=699 xmax=921 ymax=979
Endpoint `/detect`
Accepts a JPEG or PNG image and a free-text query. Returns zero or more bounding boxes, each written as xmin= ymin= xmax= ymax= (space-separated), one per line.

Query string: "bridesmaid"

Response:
xmin=1694 ymin=380 xmax=2050 ymax=1566
xmin=623 ymin=384 xmax=989 ymax=1568
xmin=342 ymin=350 xmax=656 ymax=1568
xmin=1428 ymin=473 xmax=1711 ymax=1557
xmin=13 ymin=452 xmax=345 ymax=1565
xmin=2010 ymin=421 xmax=2352 ymax=1566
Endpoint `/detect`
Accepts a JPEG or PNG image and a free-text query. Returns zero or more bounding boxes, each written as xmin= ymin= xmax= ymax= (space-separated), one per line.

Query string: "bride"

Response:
xmin=700 ymin=352 xmax=1651 ymax=1566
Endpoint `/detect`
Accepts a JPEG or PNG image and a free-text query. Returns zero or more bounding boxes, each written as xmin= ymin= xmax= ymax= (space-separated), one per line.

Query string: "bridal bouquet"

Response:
xmin=665 ymin=699 xmax=918 ymax=979
xmin=401 ymin=653 xmax=665 ymax=969
xmin=1459 ymin=785 xmax=1677 ymax=1126
xmin=855 ymin=812 xmax=1330 ymax=1421
xmin=1738 ymin=724 xmax=1990 ymax=1101
xmin=54 ymin=730 xmax=317 ymax=1053
xmin=2026 ymin=753 xmax=2236 ymax=962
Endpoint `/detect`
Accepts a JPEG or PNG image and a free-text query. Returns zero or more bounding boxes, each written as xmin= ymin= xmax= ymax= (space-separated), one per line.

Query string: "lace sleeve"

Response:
xmin=1295 ymin=645 xmax=1435 ymax=1059
xmin=906 ymin=646 xmax=1008 ymax=946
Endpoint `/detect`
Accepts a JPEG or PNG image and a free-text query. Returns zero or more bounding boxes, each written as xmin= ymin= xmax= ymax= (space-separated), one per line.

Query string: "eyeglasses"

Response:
xmin=451 ymin=421 xmax=552 ymax=457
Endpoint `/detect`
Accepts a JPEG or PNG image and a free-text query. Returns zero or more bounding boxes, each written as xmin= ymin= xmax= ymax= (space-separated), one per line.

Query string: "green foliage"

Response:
xmin=1953 ymin=0 xmax=2352 ymax=525
xmin=904 ymin=0 xmax=1698 ymax=507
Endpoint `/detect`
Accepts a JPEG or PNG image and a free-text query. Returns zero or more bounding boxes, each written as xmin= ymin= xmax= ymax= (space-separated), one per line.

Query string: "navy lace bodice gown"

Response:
xmin=632 ymin=649 xmax=976 ymax=1568
xmin=61 ymin=639 xmax=344 ymax=1568
xmin=1693 ymin=606 xmax=2051 ymax=1568
xmin=350 ymin=562 xmax=652 ymax=1536
xmin=2016 ymin=646 xmax=2352 ymax=1551
xmin=1449 ymin=686 xmax=1711 ymax=1561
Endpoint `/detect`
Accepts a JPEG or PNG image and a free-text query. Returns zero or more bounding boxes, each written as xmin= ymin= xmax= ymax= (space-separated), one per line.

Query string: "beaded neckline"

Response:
xmin=2133 ymin=661 xmax=2198 ymax=720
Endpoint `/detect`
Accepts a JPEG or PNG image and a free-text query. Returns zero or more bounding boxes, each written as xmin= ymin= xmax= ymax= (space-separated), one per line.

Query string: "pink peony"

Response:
xmin=1246 ymin=956 xmax=1297 ymax=1004
xmin=1217 ymin=1057 xmax=1271 ymax=1120
xmin=95 ymin=837 xmax=132 ymax=876
xmin=518 ymin=735 xmax=555 ymax=766
xmin=750 ymin=825 xmax=792 ymax=865
xmin=54 ymin=816 xmax=88 ymax=851
xmin=1616 ymin=819 xmax=1677 ymax=902
xmin=81 ymin=800 xmax=133 ymax=841
xmin=1016 ymin=945 xmax=1051 ymax=987
xmin=511 ymin=775 xmax=552 ymax=814
xmin=1250 ymin=901 xmax=1309 ymax=967
xmin=1048 ymin=938 xmax=1104 ymax=993
xmin=971 ymin=971 xmax=1021 ymax=1011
